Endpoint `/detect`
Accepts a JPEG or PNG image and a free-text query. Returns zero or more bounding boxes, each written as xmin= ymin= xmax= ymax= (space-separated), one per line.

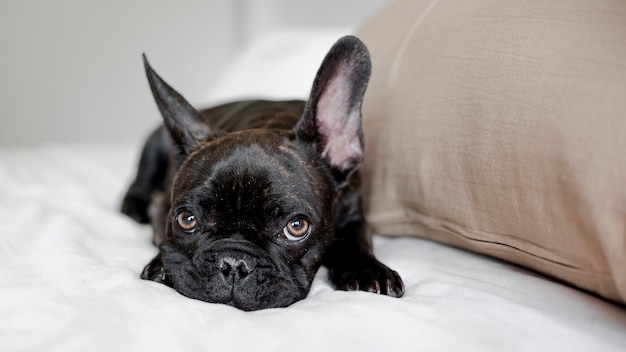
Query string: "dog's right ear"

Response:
xmin=143 ymin=54 xmax=211 ymax=155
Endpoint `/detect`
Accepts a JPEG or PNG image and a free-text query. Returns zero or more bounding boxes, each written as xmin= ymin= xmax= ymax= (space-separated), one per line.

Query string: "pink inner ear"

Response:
xmin=316 ymin=73 xmax=364 ymax=170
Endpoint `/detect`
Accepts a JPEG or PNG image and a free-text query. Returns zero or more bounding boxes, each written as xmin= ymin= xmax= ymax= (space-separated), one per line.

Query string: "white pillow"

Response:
xmin=204 ymin=27 xmax=353 ymax=105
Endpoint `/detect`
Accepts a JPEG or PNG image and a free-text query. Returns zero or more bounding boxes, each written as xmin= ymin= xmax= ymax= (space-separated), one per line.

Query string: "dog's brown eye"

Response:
xmin=283 ymin=218 xmax=310 ymax=241
xmin=176 ymin=211 xmax=197 ymax=233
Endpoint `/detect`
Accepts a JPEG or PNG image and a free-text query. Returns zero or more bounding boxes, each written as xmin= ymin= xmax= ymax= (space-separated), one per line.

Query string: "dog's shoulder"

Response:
xmin=199 ymin=100 xmax=306 ymax=132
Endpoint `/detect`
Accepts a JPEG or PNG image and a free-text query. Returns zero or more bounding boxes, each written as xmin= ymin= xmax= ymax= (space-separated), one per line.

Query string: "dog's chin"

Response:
xmin=173 ymin=271 xmax=310 ymax=311
xmin=141 ymin=248 xmax=313 ymax=311
xmin=183 ymin=283 xmax=309 ymax=312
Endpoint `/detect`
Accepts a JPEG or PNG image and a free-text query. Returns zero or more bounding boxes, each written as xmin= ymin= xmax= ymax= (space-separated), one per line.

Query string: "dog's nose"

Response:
xmin=217 ymin=255 xmax=255 ymax=282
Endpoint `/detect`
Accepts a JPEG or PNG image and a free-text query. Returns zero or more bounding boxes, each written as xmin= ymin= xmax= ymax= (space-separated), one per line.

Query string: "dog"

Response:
xmin=121 ymin=36 xmax=404 ymax=311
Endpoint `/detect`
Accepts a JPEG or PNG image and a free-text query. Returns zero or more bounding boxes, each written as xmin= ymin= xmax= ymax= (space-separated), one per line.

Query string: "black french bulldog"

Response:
xmin=121 ymin=36 xmax=404 ymax=311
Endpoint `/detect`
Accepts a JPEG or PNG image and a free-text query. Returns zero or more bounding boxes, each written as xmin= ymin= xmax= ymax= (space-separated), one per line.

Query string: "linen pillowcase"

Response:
xmin=357 ymin=0 xmax=626 ymax=303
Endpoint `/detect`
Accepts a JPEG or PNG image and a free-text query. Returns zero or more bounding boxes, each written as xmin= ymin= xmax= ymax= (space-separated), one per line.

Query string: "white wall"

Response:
xmin=0 ymin=0 xmax=387 ymax=146
xmin=242 ymin=0 xmax=387 ymax=43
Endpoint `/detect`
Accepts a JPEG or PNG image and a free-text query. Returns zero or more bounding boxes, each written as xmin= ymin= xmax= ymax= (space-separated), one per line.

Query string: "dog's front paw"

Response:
xmin=141 ymin=253 xmax=169 ymax=284
xmin=329 ymin=258 xmax=405 ymax=298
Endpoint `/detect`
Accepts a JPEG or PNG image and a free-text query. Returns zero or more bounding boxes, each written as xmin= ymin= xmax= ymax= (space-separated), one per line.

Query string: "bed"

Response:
xmin=2 ymin=144 xmax=625 ymax=351
xmin=2 ymin=1 xmax=626 ymax=351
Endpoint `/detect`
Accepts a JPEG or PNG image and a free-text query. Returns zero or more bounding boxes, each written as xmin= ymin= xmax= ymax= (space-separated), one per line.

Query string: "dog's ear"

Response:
xmin=296 ymin=36 xmax=371 ymax=180
xmin=143 ymin=54 xmax=211 ymax=155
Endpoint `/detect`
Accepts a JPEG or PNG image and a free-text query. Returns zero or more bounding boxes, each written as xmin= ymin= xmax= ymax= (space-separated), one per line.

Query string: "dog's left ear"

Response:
xmin=296 ymin=36 xmax=371 ymax=180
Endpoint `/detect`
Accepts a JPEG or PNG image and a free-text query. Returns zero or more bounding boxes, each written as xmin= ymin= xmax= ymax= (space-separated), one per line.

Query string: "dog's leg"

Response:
xmin=324 ymin=222 xmax=404 ymax=297
xmin=323 ymin=177 xmax=405 ymax=297
xmin=121 ymin=126 xmax=171 ymax=224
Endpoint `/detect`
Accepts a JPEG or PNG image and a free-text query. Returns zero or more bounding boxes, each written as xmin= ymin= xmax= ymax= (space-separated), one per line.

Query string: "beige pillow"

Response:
xmin=358 ymin=0 xmax=626 ymax=303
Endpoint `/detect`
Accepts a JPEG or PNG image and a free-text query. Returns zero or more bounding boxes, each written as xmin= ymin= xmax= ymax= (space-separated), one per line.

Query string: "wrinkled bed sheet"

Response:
xmin=1 ymin=144 xmax=625 ymax=352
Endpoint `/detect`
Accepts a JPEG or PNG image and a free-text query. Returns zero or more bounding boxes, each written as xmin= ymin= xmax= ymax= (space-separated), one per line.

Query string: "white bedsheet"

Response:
xmin=1 ymin=144 xmax=625 ymax=352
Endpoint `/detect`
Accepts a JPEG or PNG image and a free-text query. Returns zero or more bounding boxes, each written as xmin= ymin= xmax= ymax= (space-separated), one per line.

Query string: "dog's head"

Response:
xmin=141 ymin=36 xmax=371 ymax=311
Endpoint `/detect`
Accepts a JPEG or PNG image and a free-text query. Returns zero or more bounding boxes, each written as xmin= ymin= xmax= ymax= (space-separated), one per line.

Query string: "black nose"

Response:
xmin=217 ymin=255 xmax=256 ymax=282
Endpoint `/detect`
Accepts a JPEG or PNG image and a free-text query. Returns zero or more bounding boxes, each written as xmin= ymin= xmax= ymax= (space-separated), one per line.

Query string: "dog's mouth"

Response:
xmin=142 ymin=241 xmax=312 ymax=311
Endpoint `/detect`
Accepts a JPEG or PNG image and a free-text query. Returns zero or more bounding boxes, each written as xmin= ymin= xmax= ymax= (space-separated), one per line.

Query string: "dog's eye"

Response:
xmin=283 ymin=218 xmax=310 ymax=241
xmin=176 ymin=211 xmax=197 ymax=233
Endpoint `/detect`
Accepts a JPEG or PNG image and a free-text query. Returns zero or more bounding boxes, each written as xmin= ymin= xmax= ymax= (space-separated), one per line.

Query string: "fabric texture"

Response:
xmin=358 ymin=0 xmax=626 ymax=303
xmin=1 ymin=145 xmax=625 ymax=352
